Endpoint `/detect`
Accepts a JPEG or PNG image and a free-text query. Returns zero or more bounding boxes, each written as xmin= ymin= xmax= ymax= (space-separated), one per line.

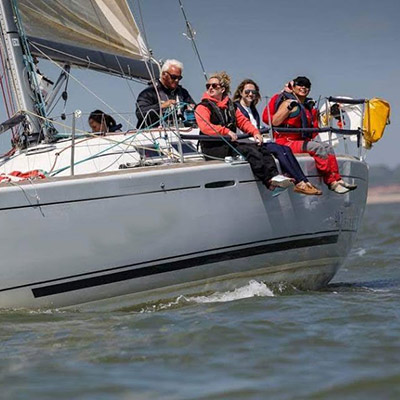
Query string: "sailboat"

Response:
xmin=0 ymin=0 xmax=383 ymax=309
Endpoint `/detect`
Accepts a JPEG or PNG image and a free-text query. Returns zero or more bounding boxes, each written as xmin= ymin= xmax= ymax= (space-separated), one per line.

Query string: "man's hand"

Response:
xmin=286 ymin=99 xmax=298 ymax=111
xmin=186 ymin=103 xmax=196 ymax=110
xmin=283 ymin=81 xmax=294 ymax=93
xmin=227 ymin=131 xmax=238 ymax=141
xmin=253 ymin=132 xmax=263 ymax=146
xmin=161 ymin=99 xmax=177 ymax=109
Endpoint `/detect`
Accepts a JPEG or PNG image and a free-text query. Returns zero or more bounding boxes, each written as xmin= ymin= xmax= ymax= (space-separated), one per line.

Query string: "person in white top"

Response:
xmin=233 ymin=79 xmax=321 ymax=196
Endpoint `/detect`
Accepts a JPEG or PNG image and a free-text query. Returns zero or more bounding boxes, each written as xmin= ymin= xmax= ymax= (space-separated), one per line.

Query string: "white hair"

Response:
xmin=161 ymin=59 xmax=184 ymax=73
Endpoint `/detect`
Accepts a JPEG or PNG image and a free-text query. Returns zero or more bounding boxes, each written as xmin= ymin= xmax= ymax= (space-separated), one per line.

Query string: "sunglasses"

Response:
xmin=294 ymin=83 xmax=311 ymax=89
xmin=244 ymin=89 xmax=258 ymax=95
xmin=206 ymin=83 xmax=221 ymax=90
xmin=165 ymin=71 xmax=183 ymax=81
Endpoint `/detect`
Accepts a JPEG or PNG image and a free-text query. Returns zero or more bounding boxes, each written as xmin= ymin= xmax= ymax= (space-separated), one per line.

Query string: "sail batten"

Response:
xmin=18 ymin=0 xmax=154 ymax=80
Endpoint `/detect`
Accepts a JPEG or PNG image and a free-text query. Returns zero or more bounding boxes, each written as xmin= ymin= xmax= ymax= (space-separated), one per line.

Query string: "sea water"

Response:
xmin=0 ymin=203 xmax=399 ymax=400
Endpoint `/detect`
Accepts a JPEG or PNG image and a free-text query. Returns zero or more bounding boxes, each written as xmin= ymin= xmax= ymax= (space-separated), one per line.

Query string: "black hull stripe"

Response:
xmin=32 ymin=234 xmax=338 ymax=298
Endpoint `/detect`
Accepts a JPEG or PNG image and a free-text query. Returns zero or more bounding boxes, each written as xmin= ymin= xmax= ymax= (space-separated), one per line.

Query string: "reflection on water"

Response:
xmin=0 ymin=203 xmax=399 ymax=399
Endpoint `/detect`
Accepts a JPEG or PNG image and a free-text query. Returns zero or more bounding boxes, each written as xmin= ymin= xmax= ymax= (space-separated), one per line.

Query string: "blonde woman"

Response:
xmin=195 ymin=72 xmax=292 ymax=190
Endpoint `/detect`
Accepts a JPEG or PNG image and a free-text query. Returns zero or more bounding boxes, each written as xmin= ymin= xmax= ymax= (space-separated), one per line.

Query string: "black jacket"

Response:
xmin=135 ymin=80 xmax=195 ymax=128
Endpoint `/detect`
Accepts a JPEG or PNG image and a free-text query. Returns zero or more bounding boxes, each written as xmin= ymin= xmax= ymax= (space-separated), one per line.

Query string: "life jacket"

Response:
xmin=269 ymin=92 xmax=317 ymax=139
xmin=234 ymin=101 xmax=261 ymax=128
xmin=109 ymin=123 xmax=122 ymax=132
xmin=196 ymin=98 xmax=237 ymax=134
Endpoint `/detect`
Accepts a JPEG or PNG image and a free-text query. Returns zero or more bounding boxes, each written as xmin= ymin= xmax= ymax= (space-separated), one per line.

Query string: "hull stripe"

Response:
xmin=32 ymin=234 xmax=338 ymax=298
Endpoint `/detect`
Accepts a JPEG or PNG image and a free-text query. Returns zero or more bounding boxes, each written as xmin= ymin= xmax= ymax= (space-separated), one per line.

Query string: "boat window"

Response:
xmin=171 ymin=142 xmax=197 ymax=154
xmin=135 ymin=144 xmax=162 ymax=158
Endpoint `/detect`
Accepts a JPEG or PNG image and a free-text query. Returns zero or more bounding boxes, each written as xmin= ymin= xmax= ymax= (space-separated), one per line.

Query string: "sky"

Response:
xmin=0 ymin=0 xmax=399 ymax=168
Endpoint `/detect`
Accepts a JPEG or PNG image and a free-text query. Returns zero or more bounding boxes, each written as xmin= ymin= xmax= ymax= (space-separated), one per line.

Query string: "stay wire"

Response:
xmin=178 ymin=0 xmax=208 ymax=82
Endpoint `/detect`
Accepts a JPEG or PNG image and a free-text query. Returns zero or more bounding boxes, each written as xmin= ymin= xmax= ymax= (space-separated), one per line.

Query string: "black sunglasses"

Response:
xmin=206 ymin=83 xmax=221 ymax=90
xmin=244 ymin=89 xmax=258 ymax=95
xmin=294 ymin=83 xmax=311 ymax=89
xmin=165 ymin=71 xmax=183 ymax=81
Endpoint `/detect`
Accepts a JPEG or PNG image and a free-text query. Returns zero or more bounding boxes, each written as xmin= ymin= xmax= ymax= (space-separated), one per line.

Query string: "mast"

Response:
xmin=0 ymin=0 xmax=41 ymax=134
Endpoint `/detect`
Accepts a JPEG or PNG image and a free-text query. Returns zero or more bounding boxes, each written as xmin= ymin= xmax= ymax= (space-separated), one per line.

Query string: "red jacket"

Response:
xmin=262 ymin=93 xmax=318 ymax=141
xmin=195 ymin=93 xmax=259 ymax=136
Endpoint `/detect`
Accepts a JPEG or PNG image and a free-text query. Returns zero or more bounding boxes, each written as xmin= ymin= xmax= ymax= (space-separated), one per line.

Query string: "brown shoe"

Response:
xmin=294 ymin=181 xmax=322 ymax=195
xmin=306 ymin=182 xmax=322 ymax=195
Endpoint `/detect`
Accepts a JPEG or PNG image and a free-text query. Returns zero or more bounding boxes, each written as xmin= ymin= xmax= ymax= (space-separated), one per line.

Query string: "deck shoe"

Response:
xmin=272 ymin=186 xmax=288 ymax=197
xmin=306 ymin=182 xmax=323 ymax=195
xmin=329 ymin=181 xmax=350 ymax=194
xmin=338 ymin=180 xmax=357 ymax=190
xmin=270 ymin=174 xmax=294 ymax=188
xmin=294 ymin=182 xmax=322 ymax=195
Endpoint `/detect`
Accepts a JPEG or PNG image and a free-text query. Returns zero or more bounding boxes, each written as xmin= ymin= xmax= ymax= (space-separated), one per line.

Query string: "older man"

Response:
xmin=135 ymin=59 xmax=195 ymax=128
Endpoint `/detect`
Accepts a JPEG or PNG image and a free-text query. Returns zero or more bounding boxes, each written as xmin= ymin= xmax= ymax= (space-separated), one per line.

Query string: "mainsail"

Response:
xmin=18 ymin=0 xmax=158 ymax=80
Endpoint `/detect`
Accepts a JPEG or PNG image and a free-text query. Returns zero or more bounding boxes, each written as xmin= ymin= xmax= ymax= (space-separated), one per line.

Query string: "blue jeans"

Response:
xmin=264 ymin=142 xmax=307 ymax=183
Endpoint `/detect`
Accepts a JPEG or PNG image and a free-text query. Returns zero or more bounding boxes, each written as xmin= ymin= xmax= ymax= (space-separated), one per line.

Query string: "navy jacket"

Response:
xmin=135 ymin=80 xmax=195 ymax=128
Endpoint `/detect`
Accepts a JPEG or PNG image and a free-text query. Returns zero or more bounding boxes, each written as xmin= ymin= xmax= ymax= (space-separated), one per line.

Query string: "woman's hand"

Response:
xmin=253 ymin=132 xmax=263 ymax=146
xmin=227 ymin=131 xmax=238 ymax=141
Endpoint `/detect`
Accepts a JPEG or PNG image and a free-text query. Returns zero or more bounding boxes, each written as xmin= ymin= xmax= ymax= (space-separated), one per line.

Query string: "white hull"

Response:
xmin=0 ymin=154 xmax=367 ymax=309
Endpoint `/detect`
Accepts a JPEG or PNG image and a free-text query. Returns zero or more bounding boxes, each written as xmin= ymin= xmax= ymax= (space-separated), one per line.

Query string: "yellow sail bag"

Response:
xmin=363 ymin=98 xmax=390 ymax=148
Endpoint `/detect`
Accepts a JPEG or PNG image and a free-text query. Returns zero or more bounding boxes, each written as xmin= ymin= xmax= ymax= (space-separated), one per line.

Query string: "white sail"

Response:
xmin=17 ymin=0 xmax=156 ymax=80
xmin=19 ymin=0 xmax=148 ymax=59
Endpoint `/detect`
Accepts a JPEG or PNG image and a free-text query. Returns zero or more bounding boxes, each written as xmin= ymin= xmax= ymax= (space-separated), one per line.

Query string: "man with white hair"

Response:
xmin=135 ymin=59 xmax=195 ymax=128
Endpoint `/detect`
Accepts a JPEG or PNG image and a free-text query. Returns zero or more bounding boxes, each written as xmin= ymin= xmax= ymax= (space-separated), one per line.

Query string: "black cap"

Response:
xmin=293 ymin=76 xmax=311 ymax=88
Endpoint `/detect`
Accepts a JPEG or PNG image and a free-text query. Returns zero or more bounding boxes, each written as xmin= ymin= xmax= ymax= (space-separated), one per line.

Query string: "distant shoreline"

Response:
xmin=367 ymin=184 xmax=400 ymax=205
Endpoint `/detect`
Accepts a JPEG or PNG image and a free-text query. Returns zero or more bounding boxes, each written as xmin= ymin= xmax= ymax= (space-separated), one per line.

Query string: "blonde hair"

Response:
xmin=209 ymin=71 xmax=231 ymax=95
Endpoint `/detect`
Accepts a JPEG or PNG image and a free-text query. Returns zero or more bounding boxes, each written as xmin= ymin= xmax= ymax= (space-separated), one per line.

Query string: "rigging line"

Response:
xmin=0 ymin=33 xmax=20 ymax=120
xmin=30 ymin=43 xmax=160 ymax=147
xmin=191 ymin=106 xmax=244 ymax=158
xmin=95 ymin=135 xmax=141 ymax=173
xmin=50 ymin=108 xmax=183 ymax=176
xmin=30 ymin=43 xmax=136 ymax=132
xmin=178 ymin=0 xmax=208 ymax=81
xmin=24 ymin=110 xmax=88 ymax=134
xmin=0 ymin=51 xmax=12 ymax=118
xmin=0 ymin=42 xmax=16 ymax=118
xmin=0 ymin=70 xmax=11 ymax=119
xmin=133 ymin=0 xmax=165 ymax=123
xmin=113 ymin=54 xmax=145 ymax=125
xmin=29 ymin=41 xmax=146 ymax=85
xmin=10 ymin=0 xmax=49 ymax=126
xmin=134 ymin=0 xmax=150 ymax=52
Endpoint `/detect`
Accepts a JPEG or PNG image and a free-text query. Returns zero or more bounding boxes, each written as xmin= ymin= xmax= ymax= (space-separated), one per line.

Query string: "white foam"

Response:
xmin=354 ymin=248 xmax=366 ymax=256
xmin=186 ymin=280 xmax=274 ymax=304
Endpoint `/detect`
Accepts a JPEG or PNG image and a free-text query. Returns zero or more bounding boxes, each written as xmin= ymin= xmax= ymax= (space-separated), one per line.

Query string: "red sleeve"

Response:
xmin=195 ymin=104 xmax=230 ymax=136
xmin=262 ymin=94 xmax=278 ymax=124
xmin=235 ymin=109 xmax=259 ymax=136
xmin=311 ymin=108 xmax=319 ymax=138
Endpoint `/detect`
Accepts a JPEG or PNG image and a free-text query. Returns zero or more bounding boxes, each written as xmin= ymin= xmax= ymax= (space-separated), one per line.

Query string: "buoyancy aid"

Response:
xmin=266 ymin=92 xmax=318 ymax=140
xmin=234 ymin=101 xmax=261 ymax=128
xmin=196 ymin=97 xmax=237 ymax=134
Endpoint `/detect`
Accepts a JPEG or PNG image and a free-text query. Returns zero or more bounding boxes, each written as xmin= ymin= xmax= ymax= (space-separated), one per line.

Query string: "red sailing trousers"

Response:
xmin=275 ymin=137 xmax=341 ymax=185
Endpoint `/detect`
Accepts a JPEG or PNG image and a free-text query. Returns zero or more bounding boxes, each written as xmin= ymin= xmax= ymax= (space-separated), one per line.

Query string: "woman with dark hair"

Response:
xmin=233 ymin=79 xmax=321 ymax=195
xmin=88 ymin=110 xmax=122 ymax=133
xmin=195 ymin=71 xmax=293 ymax=191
